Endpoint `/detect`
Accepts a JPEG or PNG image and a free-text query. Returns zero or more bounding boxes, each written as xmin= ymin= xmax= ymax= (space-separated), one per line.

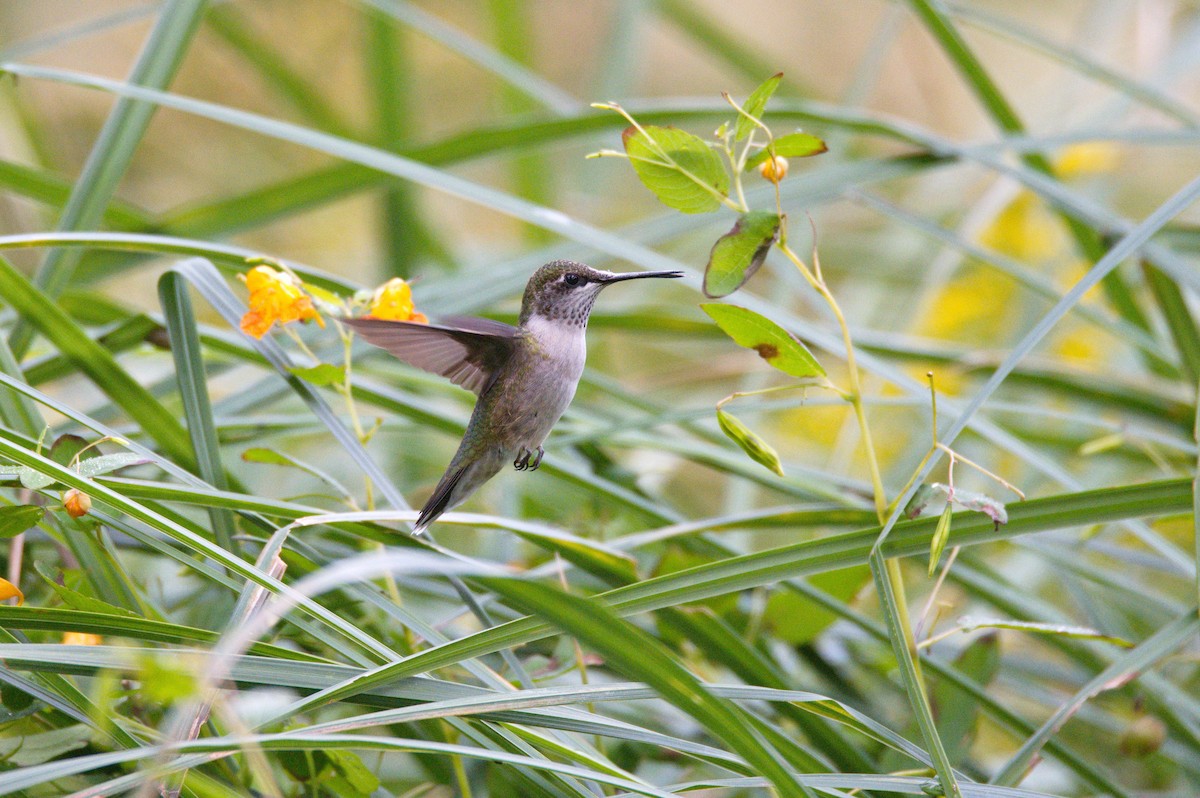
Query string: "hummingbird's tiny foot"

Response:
xmin=530 ymin=446 xmax=544 ymax=471
xmin=513 ymin=447 xmax=532 ymax=471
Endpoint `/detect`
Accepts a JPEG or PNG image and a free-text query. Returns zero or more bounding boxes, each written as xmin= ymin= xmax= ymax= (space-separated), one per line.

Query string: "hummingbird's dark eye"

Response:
xmin=563 ymin=273 xmax=583 ymax=287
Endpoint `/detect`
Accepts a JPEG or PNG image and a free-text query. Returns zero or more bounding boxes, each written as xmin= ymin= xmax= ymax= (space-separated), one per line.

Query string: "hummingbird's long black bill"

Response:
xmin=600 ymin=270 xmax=686 ymax=284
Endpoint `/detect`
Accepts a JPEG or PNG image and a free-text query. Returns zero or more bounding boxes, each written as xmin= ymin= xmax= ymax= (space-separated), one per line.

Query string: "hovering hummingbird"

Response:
xmin=345 ymin=260 xmax=683 ymax=533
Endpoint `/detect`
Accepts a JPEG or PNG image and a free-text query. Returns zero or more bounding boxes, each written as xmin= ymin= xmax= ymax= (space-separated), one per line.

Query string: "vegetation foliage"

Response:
xmin=0 ymin=1 xmax=1198 ymax=796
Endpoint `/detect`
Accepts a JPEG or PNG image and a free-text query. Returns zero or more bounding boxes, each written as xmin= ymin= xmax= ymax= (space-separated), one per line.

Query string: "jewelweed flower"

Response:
xmin=239 ymin=265 xmax=324 ymax=338
xmin=62 ymin=631 xmax=101 ymax=646
xmin=758 ymin=155 xmax=789 ymax=183
xmin=0 ymin=576 xmax=23 ymax=606
xmin=368 ymin=278 xmax=428 ymax=323
xmin=63 ymin=488 xmax=91 ymax=518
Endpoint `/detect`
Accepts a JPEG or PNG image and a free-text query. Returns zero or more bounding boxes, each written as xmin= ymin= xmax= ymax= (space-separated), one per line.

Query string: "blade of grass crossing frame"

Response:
xmin=489 ymin=0 xmax=555 ymax=245
xmin=270 ymin=478 xmax=1193 ymax=716
xmin=992 ymin=611 xmax=1200 ymax=786
xmin=903 ymin=0 xmax=1166 ymax=375
xmin=0 ymin=255 xmax=195 ymax=467
xmin=7 ymin=0 xmax=208 ymax=357
xmin=205 ymin=4 xmax=351 ymax=137
xmin=481 ymin=578 xmax=817 ymax=798
xmin=365 ymin=7 xmax=442 ymax=276
xmin=1144 ymin=260 xmax=1200 ymax=385
xmin=158 ymin=271 xmax=239 ymax=560
xmin=870 ymin=548 xmax=962 ymax=797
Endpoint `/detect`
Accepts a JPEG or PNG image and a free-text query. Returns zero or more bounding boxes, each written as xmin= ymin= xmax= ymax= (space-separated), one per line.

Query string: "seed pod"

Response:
xmin=717 ymin=408 xmax=784 ymax=476
xmin=63 ymin=488 xmax=92 ymax=518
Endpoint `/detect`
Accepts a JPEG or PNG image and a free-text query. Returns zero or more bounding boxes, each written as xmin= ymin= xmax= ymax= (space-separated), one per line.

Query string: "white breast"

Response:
xmin=521 ymin=315 xmax=588 ymax=445
xmin=524 ymin=315 xmax=587 ymax=383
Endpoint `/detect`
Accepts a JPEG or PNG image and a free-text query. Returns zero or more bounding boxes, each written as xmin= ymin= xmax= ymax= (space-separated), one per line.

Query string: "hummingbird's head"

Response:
xmin=519 ymin=260 xmax=684 ymax=327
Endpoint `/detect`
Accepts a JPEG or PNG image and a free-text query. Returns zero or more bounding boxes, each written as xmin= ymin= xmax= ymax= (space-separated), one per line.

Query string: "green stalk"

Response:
xmin=8 ymin=0 xmax=208 ymax=357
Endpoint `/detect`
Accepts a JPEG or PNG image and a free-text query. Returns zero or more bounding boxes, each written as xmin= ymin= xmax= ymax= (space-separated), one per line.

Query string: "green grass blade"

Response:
xmin=7 ymin=0 xmax=208 ymax=357
xmin=482 ymin=578 xmax=816 ymax=798
xmin=1144 ymin=260 xmax=1200 ymax=385
xmin=270 ymin=478 xmax=1192 ymax=713
xmin=206 ymin=4 xmax=351 ymax=136
xmin=0 ymin=254 xmax=195 ymax=467
xmin=157 ymin=271 xmax=240 ymax=557
xmin=992 ymin=611 xmax=1199 ymax=785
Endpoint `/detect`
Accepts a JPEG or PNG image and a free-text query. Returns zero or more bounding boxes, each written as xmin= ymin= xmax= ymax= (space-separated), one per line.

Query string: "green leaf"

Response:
xmin=325 ymin=748 xmax=380 ymax=795
xmin=703 ymin=211 xmax=780 ymax=298
xmin=745 ymin=132 xmax=828 ymax=169
xmin=0 ymin=725 xmax=93 ymax=767
xmin=735 ymin=72 xmax=782 ymax=141
xmin=35 ymin=563 xmax=140 ymax=619
xmin=288 ymin=363 xmax=347 ymax=387
xmin=764 ymin=565 xmax=871 ymax=645
xmin=931 ymin=633 xmax=999 ymax=764
xmin=716 ymin=408 xmax=784 ymax=476
xmin=48 ymin=434 xmax=94 ymax=467
xmin=0 ymin=255 xmax=196 ymax=468
xmin=0 ymin=505 xmax=45 ymax=539
xmin=928 ymin=504 xmax=954 ymax=577
xmin=701 ymin=303 xmax=825 ymax=378
xmin=931 ymin=484 xmax=1008 ymax=526
xmin=75 ymin=454 xmax=152 ymax=479
xmin=622 ymin=125 xmax=728 ymax=214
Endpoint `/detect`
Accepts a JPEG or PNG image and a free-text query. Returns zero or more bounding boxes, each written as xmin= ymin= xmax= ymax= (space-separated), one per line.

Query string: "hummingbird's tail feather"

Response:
xmin=413 ymin=465 xmax=467 ymax=534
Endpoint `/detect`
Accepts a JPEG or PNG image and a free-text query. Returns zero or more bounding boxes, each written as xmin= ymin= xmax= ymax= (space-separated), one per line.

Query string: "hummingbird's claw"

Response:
xmin=514 ymin=446 xmax=544 ymax=471
xmin=514 ymin=447 xmax=531 ymax=471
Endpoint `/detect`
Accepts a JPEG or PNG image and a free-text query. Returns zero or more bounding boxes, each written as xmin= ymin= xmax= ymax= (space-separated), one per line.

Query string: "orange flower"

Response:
xmin=239 ymin=265 xmax=324 ymax=339
xmin=758 ymin=155 xmax=789 ymax=183
xmin=368 ymin=278 xmax=428 ymax=323
xmin=0 ymin=576 xmax=22 ymax=606
xmin=62 ymin=631 xmax=101 ymax=646
xmin=63 ymin=488 xmax=91 ymax=518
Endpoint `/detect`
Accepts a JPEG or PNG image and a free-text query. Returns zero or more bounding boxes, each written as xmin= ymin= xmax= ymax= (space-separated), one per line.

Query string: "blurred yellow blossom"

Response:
xmin=368 ymin=278 xmax=428 ymax=323
xmin=62 ymin=631 xmax=101 ymax=646
xmin=0 ymin=576 xmax=23 ymax=605
xmin=1055 ymin=142 xmax=1120 ymax=179
xmin=979 ymin=192 xmax=1066 ymax=262
xmin=239 ymin=265 xmax=324 ymax=338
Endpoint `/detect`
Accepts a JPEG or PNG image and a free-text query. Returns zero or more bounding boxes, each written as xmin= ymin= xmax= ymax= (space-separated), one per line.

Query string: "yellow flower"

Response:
xmin=239 ymin=265 xmax=324 ymax=339
xmin=0 ymin=576 xmax=22 ymax=606
xmin=62 ymin=631 xmax=101 ymax=646
xmin=368 ymin=278 xmax=428 ymax=323
xmin=1055 ymin=142 xmax=1119 ymax=179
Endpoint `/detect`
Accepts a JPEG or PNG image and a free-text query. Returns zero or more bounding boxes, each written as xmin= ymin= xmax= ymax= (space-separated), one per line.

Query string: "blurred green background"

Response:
xmin=0 ymin=1 xmax=1198 ymax=796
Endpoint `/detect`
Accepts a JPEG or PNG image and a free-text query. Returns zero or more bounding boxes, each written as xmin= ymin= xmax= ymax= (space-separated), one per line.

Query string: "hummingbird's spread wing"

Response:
xmin=344 ymin=317 xmax=518 ymax=395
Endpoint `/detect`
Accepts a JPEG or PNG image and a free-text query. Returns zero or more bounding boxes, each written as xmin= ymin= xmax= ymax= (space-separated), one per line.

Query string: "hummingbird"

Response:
xmin=345 ymin=260 xmax=683 ymax=533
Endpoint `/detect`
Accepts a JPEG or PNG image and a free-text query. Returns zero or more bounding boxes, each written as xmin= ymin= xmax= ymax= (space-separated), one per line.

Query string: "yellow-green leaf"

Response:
xmin=289 ymin=363 xmax=346 ymax=387
xmin=704 ymin=211 xmax=781 ymax=298
xmin=735 ymin=72 xmax=782 ymax=141
xmin=701 ymin=304 xmax=825 ymax=378
xmin=716 ymin=408 xmax=784 ymax=476
xmin=745 ymin=132 xmax=828 ymax=169
xmin=928 ymin=504 xmax=954 ymax=576
xmin=622 ymin=125 xmax=728 ymax=214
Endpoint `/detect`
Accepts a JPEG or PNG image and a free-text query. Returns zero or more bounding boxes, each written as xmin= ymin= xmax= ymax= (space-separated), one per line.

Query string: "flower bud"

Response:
xmin=759 ymin=155 xmax=789 ymax=183
xmin=64 ymin=488 xmax=92 ymax=518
